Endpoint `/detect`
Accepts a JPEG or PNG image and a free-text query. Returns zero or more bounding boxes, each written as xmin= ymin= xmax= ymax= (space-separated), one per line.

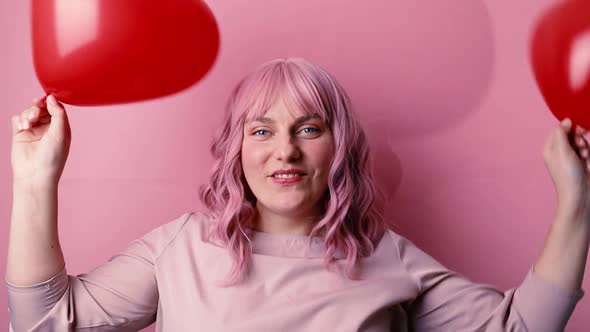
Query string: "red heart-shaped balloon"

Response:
xmin=530 ymin=0 xmax=590 ymax=129
xmin=32 ymin=0 xmax=220 ymax=106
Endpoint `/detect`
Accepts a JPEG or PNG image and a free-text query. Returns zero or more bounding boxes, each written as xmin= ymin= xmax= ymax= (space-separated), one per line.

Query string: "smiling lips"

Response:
xmin=270 ymin=169 xmax=306 ymax=185
xmin=270 ymin=169 xmax=306 ymax=177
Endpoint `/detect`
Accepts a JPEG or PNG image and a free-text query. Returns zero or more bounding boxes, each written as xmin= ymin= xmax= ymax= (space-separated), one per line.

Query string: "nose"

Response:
xmin=274 ymin=135 xmax=301 ymax=162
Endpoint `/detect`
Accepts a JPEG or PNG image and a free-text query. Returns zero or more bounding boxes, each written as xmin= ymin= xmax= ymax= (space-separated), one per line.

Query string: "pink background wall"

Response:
xmin=1 ymin=0 xmax=588 ymax=330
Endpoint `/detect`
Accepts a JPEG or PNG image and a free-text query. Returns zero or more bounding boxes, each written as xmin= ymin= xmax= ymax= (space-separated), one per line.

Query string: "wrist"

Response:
xmin=13 ymin=178 xmax=59 ymax=194
xmin=553 ymin=202 xmax=590 ymax=231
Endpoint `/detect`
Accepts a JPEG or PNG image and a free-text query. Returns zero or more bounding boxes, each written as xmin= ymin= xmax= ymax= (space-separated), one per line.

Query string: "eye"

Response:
xmin=252 ymin=129 xmax=270 ymax=136
xmin=299 ymin=127 xmax=320 ymax=135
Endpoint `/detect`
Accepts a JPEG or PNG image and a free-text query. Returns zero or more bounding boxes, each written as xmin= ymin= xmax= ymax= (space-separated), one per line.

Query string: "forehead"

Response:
xmin=244 ymin=97 xmax=322 ymax=124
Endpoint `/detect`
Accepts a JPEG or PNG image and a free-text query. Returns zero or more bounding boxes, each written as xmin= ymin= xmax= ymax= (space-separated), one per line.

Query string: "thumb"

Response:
xmin=45 ymin=95 xmax=69 ymax=139
xmin=560 ymin=117 xmax=573 ymax=132
xmin=557 ymin=118 xmax=574 ymax=147
xmin=557 ymin=118 xmax=582 ymax=158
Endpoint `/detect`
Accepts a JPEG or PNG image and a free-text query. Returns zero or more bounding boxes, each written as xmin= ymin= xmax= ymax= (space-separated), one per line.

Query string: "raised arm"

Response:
xmin=394 ymin=232 xmax=583 ymax=331
xmin=534 ymin=118 xmax=590 ymax=293
xmin=7 ymin=95 xmax=70 ymax=286
xmin=396 ymin=118 xmax=588 ymax=331
xmin=5 ymin=95 xmax=177 ymax=331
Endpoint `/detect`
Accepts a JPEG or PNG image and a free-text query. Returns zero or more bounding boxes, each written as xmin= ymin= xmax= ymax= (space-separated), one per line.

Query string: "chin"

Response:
xmin=274 ymin=203 xmax=306 ymax=214
xmin=269 ymin=201 xmax=309 ymax=216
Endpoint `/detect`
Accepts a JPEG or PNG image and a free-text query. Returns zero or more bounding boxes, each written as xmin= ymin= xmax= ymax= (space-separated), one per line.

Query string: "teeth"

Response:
xmin=274 ymin=173 xmax=301 ymax=178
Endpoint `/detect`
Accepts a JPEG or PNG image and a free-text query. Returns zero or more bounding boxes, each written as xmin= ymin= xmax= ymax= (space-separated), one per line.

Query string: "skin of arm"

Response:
xmin=7 ymin=180 xmax=65 ymax=286
xmin=7 ymin=95 xmax=70 ymax=286
xmin=534 ymin=118 xmax=590 ymax=291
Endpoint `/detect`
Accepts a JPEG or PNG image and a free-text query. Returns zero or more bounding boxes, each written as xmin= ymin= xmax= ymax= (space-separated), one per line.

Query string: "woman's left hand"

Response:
xmin=535 ymin=118 xmax=590 ymax=292
xmin=542 ymin=118 xmax=590 ymax=221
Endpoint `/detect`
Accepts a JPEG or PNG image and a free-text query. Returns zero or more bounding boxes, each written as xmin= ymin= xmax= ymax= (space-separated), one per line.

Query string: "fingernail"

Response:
xmin=47 ymin=95 xmax=56 ymax=106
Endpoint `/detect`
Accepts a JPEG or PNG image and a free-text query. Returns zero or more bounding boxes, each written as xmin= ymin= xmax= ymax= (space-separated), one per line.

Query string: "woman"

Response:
xmin=6 ymin=58 xmax=588 ymax=331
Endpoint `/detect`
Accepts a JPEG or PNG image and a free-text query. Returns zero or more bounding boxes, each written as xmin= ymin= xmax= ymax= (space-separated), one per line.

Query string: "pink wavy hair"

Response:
xmin=199 ymin=58 xmax=385 ymax=285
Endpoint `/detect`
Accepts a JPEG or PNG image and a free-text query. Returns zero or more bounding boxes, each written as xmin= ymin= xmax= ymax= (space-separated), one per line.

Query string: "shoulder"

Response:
xmin=363 ymin=228 xmax=405 ymax=263
xmin=147 ymin=211 xmax=214 ymax=237
xmin=381 ymin=229 xmax=448 ymax=276
xmin=134 ymin=211 xmax=217 ymax=261
xmin=379 ymin=228 xmax=406 ymax=252
xmin=377 ymin=228 xmax=424 ymax=262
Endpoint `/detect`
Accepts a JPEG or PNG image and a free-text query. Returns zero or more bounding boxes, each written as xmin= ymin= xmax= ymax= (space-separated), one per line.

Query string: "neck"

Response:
xmin=252 ymin=205 xmax=320 ymax=235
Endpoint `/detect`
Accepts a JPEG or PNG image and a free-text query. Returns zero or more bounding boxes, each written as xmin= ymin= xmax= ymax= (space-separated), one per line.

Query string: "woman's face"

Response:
xmin=241 ymin=98 xmax=334 ymax=218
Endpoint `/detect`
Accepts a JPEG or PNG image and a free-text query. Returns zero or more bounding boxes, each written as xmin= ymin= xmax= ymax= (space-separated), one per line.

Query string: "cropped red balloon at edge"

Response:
xmin=530 ymin=0 xmax=590 ymax=130
xmin=32 ymin=0 xmax=220 ymax=106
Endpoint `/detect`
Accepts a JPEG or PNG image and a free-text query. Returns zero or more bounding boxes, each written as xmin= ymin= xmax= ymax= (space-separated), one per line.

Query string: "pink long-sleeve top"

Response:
xmin=6 ymin=212 xmax=585 ymax=331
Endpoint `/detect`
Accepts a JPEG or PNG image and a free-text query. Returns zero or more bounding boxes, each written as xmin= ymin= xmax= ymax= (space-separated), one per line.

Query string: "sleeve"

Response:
xmin=6 ymin=211 xmax=193 ymax=332
xmin=393 ymin=233 xmax=585 ymax=332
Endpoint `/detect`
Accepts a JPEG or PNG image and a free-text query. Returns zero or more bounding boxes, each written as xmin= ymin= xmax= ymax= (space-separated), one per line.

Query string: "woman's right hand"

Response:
xmin=11 ymin=95 xmax=71 ymax=186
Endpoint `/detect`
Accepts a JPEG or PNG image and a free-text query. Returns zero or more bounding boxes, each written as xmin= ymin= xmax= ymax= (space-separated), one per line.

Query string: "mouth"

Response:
xmin=270 ymin=173 xmax=305 ymax=185
xmin=271 ymin=173 xmax=306 ymax=179
xmin=269 ymin=169 xmax=307 ymax=178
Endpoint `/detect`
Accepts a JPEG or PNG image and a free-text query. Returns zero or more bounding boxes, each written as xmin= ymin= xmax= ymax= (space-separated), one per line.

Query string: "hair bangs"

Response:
xmin=239 ymin=60 xmax=330 ymax=126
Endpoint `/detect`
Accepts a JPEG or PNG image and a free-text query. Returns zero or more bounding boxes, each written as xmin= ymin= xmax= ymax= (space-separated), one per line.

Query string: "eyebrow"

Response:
xmin=247 ymin=114 xmax=321 ymax=126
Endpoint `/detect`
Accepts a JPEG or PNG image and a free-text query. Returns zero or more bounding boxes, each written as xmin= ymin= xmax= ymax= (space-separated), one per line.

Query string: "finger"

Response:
xmin=31 ymin=104 xmax=50 ymax=124
xmin=11 ymin=114 xmax=22 ymax=136
xmin=37 ymin=113 xmax=51 ymax=123
xmin=20 ymin=106 xmax=49 ymax=129
xmin=576 ymin=125 xmax=586 ymax=136
xmin=563 ymin=127 xmax=581 ymax=156
xmin=576 ymin=136 xmax=587 ymax=148
xmin=45 ymin=94 xmax=68 ymax=135
xmin=554 ymin=123 xmax=570 ymax=148
xmin=29 ymin=96 xmax=50 ymax=123
xmin=27 ymin=106 xmax=43 ymax=123
xmin=18 ymin=106 xmax=39 ymax=130
xmin=45 ymin=95 xmax=65 ymax=117
xmin=555 ymin=124 xmax=585 ymax=159
xmin=35 ymin=95 xmax=49 ymax=110
xmin=561 ymin=118 xmax=573 ymax=133
xmin=560 ymin=118 xmax=577 ymax=150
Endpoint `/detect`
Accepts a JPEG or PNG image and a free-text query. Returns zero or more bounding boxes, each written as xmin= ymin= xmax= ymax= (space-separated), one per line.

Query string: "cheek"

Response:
xmin=321 ymin=139 xmax=335 ymax=164
xmin=241 ymin=143 xmax=270 ymax=177
xmin=308 ymin=141 xmax=334 ymax=177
